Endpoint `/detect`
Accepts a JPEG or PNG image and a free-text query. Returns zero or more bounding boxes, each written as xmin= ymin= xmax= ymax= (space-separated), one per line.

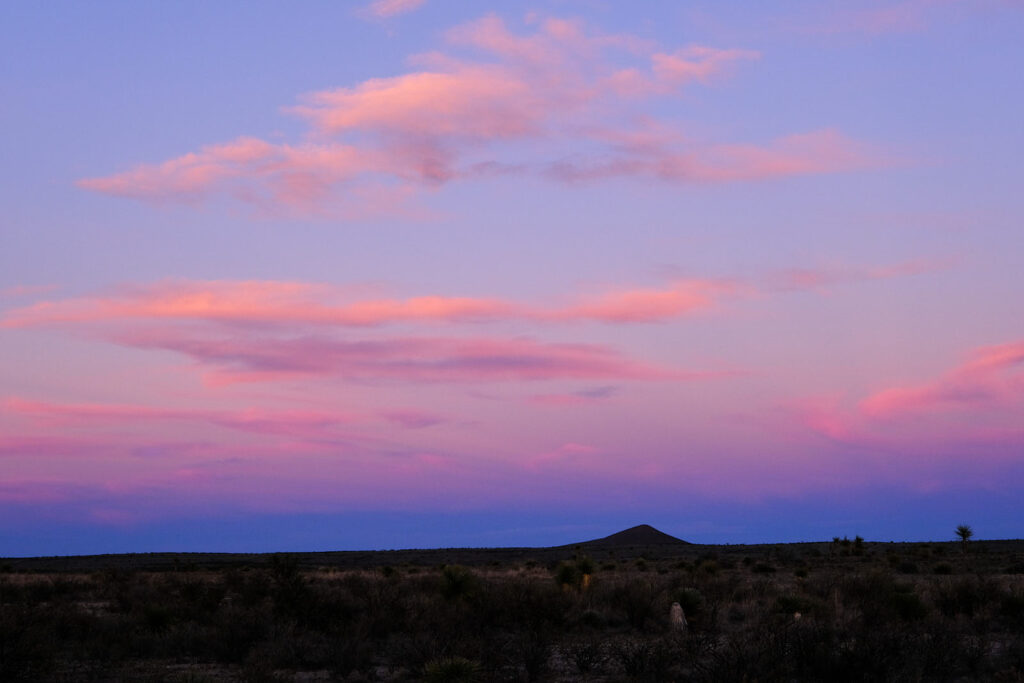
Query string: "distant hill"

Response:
xmin=578 ymin=524 xmax=690 ymax=547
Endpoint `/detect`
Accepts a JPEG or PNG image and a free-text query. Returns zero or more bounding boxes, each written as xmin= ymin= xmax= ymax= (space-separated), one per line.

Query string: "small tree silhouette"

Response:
xmin=955 ymin=524 xmax=973 ymax=553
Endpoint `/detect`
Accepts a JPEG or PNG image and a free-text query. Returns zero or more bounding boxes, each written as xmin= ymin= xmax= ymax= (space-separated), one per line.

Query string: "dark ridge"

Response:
xmin=579 ymin=524 xmax=690 ymax=547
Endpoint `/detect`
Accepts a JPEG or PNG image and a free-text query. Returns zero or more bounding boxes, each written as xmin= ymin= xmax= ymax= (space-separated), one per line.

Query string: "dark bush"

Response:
xmin=675 ymin=586 xmax=705 ymax=616
xmin=441 ymin=565 xmax=479 ymax=601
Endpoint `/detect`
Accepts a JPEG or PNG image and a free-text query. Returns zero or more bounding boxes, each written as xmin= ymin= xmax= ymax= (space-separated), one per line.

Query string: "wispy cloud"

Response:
xmin=1 ymin=259 xmax=941 ymax=387
xmin=797 ymin=339 xmax=1024 ymax=452
xmin=77 ymin=14 xmax=877 ymax=216
xmin=364 ymin=0 xmax=426 ymax=19
xmin=0 ymin=277 xmax=733 ymax=328
xmin=1 ymin=256 xmax=947 ymax=331
xmin=860 ymin=340 xmax=1024 ymax=418
xmin=2 ymin=254 xmax=942 ymax=331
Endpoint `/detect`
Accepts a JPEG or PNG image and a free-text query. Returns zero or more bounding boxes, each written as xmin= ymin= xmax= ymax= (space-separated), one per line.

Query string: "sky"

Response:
xmin=2 ymin=0 xmax=1023 ymax=556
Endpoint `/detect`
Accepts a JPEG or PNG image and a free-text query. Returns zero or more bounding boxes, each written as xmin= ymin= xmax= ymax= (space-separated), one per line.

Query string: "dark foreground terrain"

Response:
xmin=4 ymin=526 xmax=1024 ymax=681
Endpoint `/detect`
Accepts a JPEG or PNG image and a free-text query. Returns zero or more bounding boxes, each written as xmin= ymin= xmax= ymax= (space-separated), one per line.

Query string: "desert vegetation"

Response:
xmin=4 ymin=536 xmax=1024 ymax=681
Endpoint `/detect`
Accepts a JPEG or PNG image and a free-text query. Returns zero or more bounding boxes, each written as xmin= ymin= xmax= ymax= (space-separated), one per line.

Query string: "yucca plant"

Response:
xmin=956 ymin=524 xmax=974 ymax=554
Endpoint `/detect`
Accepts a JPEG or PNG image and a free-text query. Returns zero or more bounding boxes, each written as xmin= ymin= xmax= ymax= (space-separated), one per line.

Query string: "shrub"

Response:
xmin=675 ymin=587 xmax=705 ymax=616
xmin=554 ymin=562 xmax=579 ymax=589
xmin=423 ymin=656 xmax=483 ymax=683
xmin=775 ymin=594 xmax=818 ymax=616
xmin=441 ymin=566 xmax=478 ymax=601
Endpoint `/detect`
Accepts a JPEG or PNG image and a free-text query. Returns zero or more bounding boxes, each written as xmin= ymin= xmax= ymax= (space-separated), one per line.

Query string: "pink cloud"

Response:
xmin=77 ymin=14 xmax=872 ymax=215
xmin=794 ymin=339 xmax=1024 ymax=454
xmin=291 ymin=67 xmax=543 ymax=146
xmin=0 ymin=277 xmax=733 ymax=329
xmin=1 ymin=263 xmax=937 ymax=391
xmin=651 ymin=46 xmax=760 ymax=88
xmin=364 ymin=0 xmax=425 ymax=19
xmin=76 ymin=138 xmax=399 ymax=215
xmin=0 ymin=279 xmax=727 ymax=394
xmin=3 ymin=258 xmax=938 ymax=332
xmin=860 ymin=340 xmax=1024 ymax=418
xmin=558 ymin=280 xmax=733 ymax=322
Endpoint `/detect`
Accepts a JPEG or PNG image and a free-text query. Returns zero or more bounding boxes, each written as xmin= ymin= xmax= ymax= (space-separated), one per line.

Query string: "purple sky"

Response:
xmin=2 ymin=0 xmax=1023 ymax=555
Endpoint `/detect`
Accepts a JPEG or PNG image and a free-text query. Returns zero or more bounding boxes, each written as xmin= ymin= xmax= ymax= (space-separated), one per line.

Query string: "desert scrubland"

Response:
xmin=4 ymin=535 xmax=1024 ymax=681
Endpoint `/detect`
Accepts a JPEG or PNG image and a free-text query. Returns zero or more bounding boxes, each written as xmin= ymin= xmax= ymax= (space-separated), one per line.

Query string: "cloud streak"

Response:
xmin=797 ymin=339 xmax=1024 ymax=453
xmin=364 ymin=0 xmax=426 ymax=19
xmin=0 ymin=277 xmax=732 ymax=329
xmin=5 ymin=255 xmax=940 ymax=332
xmin=77 ymin=14 xmax=877 ymax=215
xmin=860 ymin=340 xmax=1024 ymax=418
xmin=1 ymin=260 xmax=941 ymax=387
